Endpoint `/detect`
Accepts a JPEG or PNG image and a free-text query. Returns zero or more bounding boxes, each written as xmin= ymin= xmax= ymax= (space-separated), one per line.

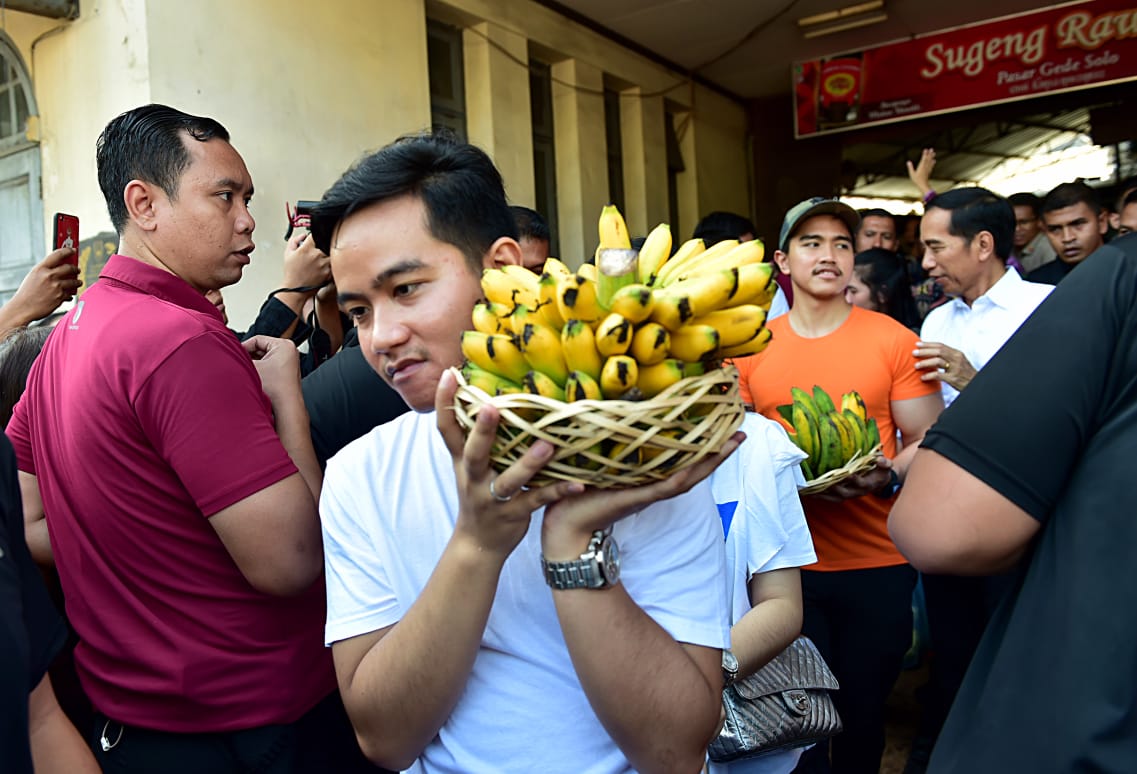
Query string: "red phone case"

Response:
xmin=53 ymin=213 xmax=79 ymax=265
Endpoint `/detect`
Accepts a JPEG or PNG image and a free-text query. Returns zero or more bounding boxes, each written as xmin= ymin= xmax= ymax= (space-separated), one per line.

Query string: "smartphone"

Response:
xmin=53 ymin=213 xmax=80 ymax=265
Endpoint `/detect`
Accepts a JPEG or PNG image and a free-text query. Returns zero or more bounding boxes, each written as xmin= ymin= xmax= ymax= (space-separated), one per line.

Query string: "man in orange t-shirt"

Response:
xmin=733 ymin=198 xmax=943 ymax=774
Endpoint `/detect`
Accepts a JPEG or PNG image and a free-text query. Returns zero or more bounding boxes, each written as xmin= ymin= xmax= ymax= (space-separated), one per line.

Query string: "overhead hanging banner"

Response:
xmin=793 ymin=0 xmax=1137 ymax=137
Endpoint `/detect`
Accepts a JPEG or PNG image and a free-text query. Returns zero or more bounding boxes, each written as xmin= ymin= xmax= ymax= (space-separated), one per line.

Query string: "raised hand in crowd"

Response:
xmin=907 ymin=147 xmax=938 ymax=201
xmin=269 ymin=231 xmax=333 ymax=340
xmin=283 ymin=231 xmax=332 ymax=290
xmin=0 ymin=248 xmax=82 ymax=335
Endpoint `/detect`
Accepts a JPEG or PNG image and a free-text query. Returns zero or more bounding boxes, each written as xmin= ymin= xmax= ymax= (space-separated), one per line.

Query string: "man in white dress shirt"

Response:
xmin=906 ymin=185 xmax=1052 ymax=771
xmin=913 ymin=187 xmax=1053 ymax=409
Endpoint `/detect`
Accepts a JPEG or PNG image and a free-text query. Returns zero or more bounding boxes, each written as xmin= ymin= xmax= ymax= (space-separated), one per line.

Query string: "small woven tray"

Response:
xmin=451 ymin=365 xmax=746 ymax=489
xmin=798 ymin=444 xmax=884 ymax=496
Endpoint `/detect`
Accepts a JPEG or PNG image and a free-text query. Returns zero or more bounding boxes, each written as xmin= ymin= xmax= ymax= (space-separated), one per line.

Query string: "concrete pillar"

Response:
xmin=463 ymin=22 xmax=536 ymax=206
xmin=673 ymin=110 xmax=699 ymax=242
xmin=619 ymin=87 xmax=669 ymax=237
xmin=551 ymin=58 xmax=607 ymax=264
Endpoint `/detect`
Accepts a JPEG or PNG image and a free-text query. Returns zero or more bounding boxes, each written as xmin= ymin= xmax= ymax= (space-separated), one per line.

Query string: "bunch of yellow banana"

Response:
xmin=776 ymin=386 xmax=881 ymax=480
xmin=463 ymin=205 xmax=779 ymax=403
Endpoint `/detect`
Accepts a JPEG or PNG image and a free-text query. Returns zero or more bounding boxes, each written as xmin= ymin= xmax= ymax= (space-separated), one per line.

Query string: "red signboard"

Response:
xmin=793 ymin=0 xmax=1137 ymax=137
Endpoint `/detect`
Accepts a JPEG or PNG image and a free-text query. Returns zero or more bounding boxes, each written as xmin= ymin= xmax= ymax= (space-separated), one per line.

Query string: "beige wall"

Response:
xmin=463 ymin=21 xmax=534 ymax=206
xmin=439 ymin=0 xmax=752 ymax=253
xmin=6 ymin=0 xmax=150 ymax=254
xmin=689 ymin=86 xmax=754 ymax=228
xmin=618 ymin=88 xmax=668 ymax=240
xmin=144 ymin=0 xmax=432 ymax=322
xmin=14 ymin=0 xmax=751 ymax=325
xmin=551 ymin=58 xmax=607 ymax=266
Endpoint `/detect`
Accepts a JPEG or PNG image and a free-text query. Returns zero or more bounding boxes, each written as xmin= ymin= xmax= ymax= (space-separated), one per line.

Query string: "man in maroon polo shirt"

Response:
xmin=6 ymin=105 xmax=372 ymax=773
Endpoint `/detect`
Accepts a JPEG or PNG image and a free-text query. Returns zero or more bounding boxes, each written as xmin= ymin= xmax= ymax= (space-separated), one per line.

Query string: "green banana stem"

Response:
xmin=596 ymin=248 xmax=639 ymax=310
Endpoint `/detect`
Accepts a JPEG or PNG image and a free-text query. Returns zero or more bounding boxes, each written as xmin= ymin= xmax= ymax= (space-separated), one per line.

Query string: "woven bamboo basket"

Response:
xmin=451 ymin=365 xmax=746 ymax=489
xmin=798 ymin=443 xmax=884 ymax=496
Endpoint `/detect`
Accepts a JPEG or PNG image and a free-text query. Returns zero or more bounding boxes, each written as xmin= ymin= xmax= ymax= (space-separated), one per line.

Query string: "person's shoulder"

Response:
xmin=766 ymin=311 xmax=793 ymax=333
xmin=1066 ymin=241 xmax=1137 ymax=299
xmin=327 ymin=410 xmax=432 ymax=474
xmin=108 ymin=290 xmax=232 ymax=353
xmin=738 ymin=412 xmax=802 ymax=465
xmin=852 ymin=305 xmax=918 ymax=339
xmin=1025 ymin=260 xmax=1063 ymax=284
xmin=920 ymin=299 xmax=952 ymax=330
xmin=1015 ymin=278 xmax=1056 ymax=303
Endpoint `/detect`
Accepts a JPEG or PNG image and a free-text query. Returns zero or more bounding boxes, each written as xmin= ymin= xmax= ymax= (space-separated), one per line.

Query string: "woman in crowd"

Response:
xmin=845 ymin=248 xmax=922 ymax=331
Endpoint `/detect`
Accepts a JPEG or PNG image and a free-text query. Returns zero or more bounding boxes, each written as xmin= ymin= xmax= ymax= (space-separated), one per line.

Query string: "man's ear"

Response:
xmin=975 ymin=230 xmax=996 ymax=263
xmin=124 ymin=180 xmax=160 ymax=233
xmin=773 ymin=249 xmax=791 ymax=276
xmin=485 ymin=236 xmax=523 ymax=269
xmin=1097 ymin=210 xmax=1110 ymax=235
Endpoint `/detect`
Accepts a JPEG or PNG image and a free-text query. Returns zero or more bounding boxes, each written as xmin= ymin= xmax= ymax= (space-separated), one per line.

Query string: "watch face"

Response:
xmin=722 ymin=649 xmax=739 ymax=681
xmin=600 ymin=536 xmax=620 ymax=584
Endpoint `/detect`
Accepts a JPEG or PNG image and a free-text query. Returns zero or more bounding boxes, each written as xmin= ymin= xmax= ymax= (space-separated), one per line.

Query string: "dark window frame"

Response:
xmin=427 ymin=20 xmax=467 ymax=143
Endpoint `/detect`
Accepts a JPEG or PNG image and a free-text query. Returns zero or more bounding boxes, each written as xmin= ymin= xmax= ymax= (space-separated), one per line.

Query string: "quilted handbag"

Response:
xmin=708 ymin=636 xmax=842 ymax=763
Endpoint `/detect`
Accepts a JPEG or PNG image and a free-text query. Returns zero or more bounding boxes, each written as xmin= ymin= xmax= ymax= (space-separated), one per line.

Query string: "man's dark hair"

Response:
xmin=856 ymin=208 xmax=896 ymax=231
xmin=853 ymin=248 xmax=921 ymax=329
xmin=926 ymin=187 xmax=1015 ymax=261
xmin=96 ymin=104 xmax=230 ymax=234
xmin=1042 ymin=181 xmax=1103 ymax=216
xmin=510 ymin=205 xmax=550 ymax=242
xmin=1116 ymin=177 xmax=1137 ymax=210
xmin=1123 ymin=188 xmax=1137 ymax=209
xmin=310 ymin=132 xmax=516 ymax=271
xmin=693 ymin=211 xmax=756 ymax=247
xmin=1007 ymin=192 xmax=1043 ymax=217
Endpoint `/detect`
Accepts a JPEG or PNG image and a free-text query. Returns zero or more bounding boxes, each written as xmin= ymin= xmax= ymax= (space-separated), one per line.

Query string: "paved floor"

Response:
xmin=880 ymin=660 xmax=929 ymax=774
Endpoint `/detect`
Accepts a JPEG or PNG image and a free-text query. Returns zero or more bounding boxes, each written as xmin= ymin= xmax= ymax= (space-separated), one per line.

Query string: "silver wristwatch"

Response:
xmin=541 ymin=528 xmax=620 ymax=590
xmin=722 ymin=648 xmax=739 ymax=686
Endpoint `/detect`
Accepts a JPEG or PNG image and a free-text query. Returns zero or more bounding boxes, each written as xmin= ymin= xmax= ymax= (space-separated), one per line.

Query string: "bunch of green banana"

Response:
xmin=776 ymin=385 xmax=881 ymax=480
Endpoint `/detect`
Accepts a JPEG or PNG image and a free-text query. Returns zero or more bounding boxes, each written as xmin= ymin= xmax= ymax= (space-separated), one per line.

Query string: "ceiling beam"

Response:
xmin=530 ymin=0 xmax=745 ymax=103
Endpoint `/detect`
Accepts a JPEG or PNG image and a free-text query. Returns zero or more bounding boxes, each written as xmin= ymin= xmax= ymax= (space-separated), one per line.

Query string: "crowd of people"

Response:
xmin=1 ymin=104 xmax=1134 ymax=774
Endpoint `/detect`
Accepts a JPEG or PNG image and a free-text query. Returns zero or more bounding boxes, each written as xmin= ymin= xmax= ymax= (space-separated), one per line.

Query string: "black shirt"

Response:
xmin=301 ymin=328 xmax=409 ymax=467
xmin=0 ymin=434 xmax=67 ymax=774
xmin=1024 ymin=255 xmax=1077 ymax=285
xmin=923 ymin=238 xmax=1137 ymax=772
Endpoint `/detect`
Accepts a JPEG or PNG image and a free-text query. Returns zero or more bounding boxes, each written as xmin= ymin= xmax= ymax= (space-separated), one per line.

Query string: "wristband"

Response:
xmin=874 ymin=468 xmax=901 ymax=499
xmin=922 ymin=189 xmax=937 ymax=205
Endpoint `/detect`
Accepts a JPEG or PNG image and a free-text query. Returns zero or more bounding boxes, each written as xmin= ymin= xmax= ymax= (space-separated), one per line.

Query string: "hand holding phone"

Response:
xmin=53 ymin=212 xmax=80 ymax=266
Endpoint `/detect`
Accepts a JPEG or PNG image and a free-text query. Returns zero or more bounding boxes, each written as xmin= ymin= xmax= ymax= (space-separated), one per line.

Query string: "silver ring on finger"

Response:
xmin=489 ymin=478 xmax=513 ymax=503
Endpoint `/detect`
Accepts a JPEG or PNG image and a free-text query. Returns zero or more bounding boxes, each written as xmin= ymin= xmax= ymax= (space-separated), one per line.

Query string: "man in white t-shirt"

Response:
xmin=308 ymin=132 xmax=743 ymax=774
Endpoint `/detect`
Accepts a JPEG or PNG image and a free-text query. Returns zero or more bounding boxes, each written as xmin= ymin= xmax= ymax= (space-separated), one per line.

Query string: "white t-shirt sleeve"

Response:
xmin=322 ymin=454 xmax=403 ymax=646
xmin=749 ymin=418 xmax=816 ymax=577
